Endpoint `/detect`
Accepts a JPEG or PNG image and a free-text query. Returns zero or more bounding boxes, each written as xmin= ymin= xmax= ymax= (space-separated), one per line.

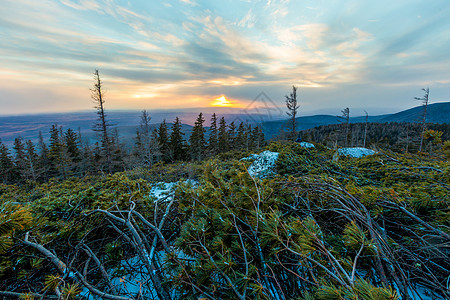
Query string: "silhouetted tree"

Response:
xmin=189 ymin=113 xmax=206 ymax=161
xmin=338 ymin=107 xmax=350 ymax=147
xmin=285 ymin=85 xmax=299 ymax=140
xmin=415 ymin=88 xmax=430 ymax=152
xmin=208 ymin=113 xmax=219 ymax=156
xmin=236 ymin=122 xmax=247 ymax=150
xmin=0 ymin=140 xmax=15 ymax=183
xmin=157 ymin=120 xmax=170 ymax=163
xmin=91 ymin=69 xmax=112 ymax=172
xmin=218 ymin=117 xmax=229 ymax=152
xmin=169 ymin=117 xmax=185 ymax=161
xmin=228 ymin=121 xmax=236 ymax=150
xmin=13 ymin=137 xmax=26 ymax=181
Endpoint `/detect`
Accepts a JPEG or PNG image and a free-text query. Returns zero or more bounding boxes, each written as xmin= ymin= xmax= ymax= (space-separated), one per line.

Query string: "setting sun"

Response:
xmin=211 ymin=95 xmax=234 ymax=107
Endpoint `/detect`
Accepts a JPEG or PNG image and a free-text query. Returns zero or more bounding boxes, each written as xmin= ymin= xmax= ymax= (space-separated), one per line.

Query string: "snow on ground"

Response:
xmin=149 ymin=182 xmax=177 ymax=202
xmin=245 ymin=150 xmax=279 ymax=178
xmin=338 ymin=147 xmax=376 ymax=158
xmin=299 ymin=142 xmax=315 ymax=148
xmin=149 ymin=180 xmax=197 ymax=202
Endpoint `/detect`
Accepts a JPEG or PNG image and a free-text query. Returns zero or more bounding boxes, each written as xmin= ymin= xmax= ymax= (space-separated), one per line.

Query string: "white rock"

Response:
xmin=247 ymin=150 xmax=279 ymax=178
xmin=338 ymin=147 xmax=376 ymax=158
xmin=299 ymin=142 xmax=315 ymax=148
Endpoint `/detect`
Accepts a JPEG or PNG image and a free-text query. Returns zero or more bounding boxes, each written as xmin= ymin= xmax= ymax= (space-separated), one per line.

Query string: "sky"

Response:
xmin=1 ymin=0 xmax=450 ymax=117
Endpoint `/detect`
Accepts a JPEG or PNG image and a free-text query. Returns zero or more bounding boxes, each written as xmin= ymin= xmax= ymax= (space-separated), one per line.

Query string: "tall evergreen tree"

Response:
xmin=48 ymin=124 xmax=68 ymax=178
xmin=169 ymin=117 xmax=185 ymax=162
xmin=218 ymin=117 xmax=229 ymax=152
xmin=64 ymin=128 xmax=81 ymax=175
xmin=236 ymin=122 xmax=247 ymax=150
xmin=133 ymin=110 xmax=160 ymax=167
xmin=24 ymin=140 xmax=39 ymax=181
xmin=189 ymin=113 xmax=206 ymax=161
xmin=228 ymin=121 xmax=236 ymax=150
xmin=91 ymin=69 xmax=112 ymax=173
xmin=250 ymin=126 xmax=265 ymax=150
xmin=285 ymin=85 xmax=300 ymax=140
xmin=110 ymin=128 xmax=126 ymax=172
xmin=157 ymin=120 xmax=170 ymax=163
xmin=13 ymin=137 xmax=27 ymax=181
xmin=0 ymin=140 xmax=15 ymax=184
xmin=208 ymin=113 xmax=219 ymax=156
xmin=37 ymin=131 xmax=51 ymax=181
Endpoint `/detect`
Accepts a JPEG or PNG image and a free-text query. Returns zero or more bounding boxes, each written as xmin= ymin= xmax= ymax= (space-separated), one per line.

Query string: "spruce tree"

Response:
xmin=285 ymin=85 xmax=300 ymax=140
xmin=133 ymin=110 xmax=160 ymax=167
xmin=189 ymin=113 xmax=206 ymax=161
xmin=169 ymin=117 xmax=185 ymax=162
xmin=64 ymin=128 xmax=81 ymax=175
xmin=218 ymin=117 xmax=229 ymax=153
xmin=250 ymin=126 xmax=265 ymax=150
xmin=236 ymin=122 xmax=247 ymax=150
xmin=13 ymin=137 xmax=27 ymax=181
xmin=157 ymin=120 xmax=170 ymax=163
xmin=0 ymin=140 xmax=15 ymax=184
xmin=37 ymin=131 xmax=51 ymax=181
xmin=228 ymin=121 xmax=236 ymax=151
xmin=49 ymin=124 xmax=68 ymax=178
xmin=24 ymin=140 xmax=39 ymax=181
xmin=208 ymin=113 xmax=219 ymax=157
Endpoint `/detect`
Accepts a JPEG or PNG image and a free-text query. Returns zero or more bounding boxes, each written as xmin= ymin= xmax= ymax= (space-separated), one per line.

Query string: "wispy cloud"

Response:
xmin=0 ymin=0 xmax=449 ymax=115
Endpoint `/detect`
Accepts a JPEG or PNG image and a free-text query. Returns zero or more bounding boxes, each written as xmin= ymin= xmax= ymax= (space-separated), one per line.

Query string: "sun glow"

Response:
xmin=211 ymin=95 xmax=234 ymax=107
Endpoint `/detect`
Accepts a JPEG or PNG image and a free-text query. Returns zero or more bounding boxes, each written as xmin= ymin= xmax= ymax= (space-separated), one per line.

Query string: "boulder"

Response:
xmin=337 ymin=147 xmax=376 ymax=158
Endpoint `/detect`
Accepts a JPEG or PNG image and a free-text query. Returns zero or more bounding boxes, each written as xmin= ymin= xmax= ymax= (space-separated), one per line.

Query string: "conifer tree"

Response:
xmin=0 ymin=140 xmax=15 ymax=184
xmin=133 ymin=110 xmax=160 ymax=167
xmin=228 ymin=121 xmax=236 ymax=150
xmin=24 ymin=140 xmax=39 ymax=181
xmin=285 ymin=85 xmax=300 ymax=140
xmin=169 ymin=117 xmax=185 ymax=161
xmin=208 ymin=113 xmax=219 ymax=157
xmin=218 ymin=117 xmax=229 ymax=152
xmin=13 ymin=137 xmax=27 ymax=181
xmin=236 ymin=122 xmax=247 ymax=150
xmin=157 ymin=120 xmax=170 ymax=163
xmin=250 ymin=126 xmax=265 ymax=150
xmin=64 ymin=128 xmax=81 ymax=175
xmin=49 ymin=124 xmax=68 ymax=178
xmin=189 ymin=113 xmax=206 ymax=161
xmin=37 ymin=131 xmax=51 ymax=181
xmin=110 ymin=128 xmax=126 ymax=172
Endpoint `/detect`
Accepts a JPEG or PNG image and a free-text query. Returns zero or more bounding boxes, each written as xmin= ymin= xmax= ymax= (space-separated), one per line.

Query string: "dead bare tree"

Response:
xmin=414 ymin=88 xmax=430 ymax=152
xmin=91 ymin=69 xmax=112 ymax=173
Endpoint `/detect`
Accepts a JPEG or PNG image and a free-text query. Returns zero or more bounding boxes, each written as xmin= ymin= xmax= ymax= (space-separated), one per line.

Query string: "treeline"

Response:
xmin=0 ymin=112 xmax=265 ymax=185
xmin=301 ymin=122 xmax=450 ymax=152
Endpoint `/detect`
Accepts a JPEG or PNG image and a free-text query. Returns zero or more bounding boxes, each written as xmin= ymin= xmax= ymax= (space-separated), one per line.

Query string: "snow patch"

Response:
xmin=299 ymin=142 xmax=315 ymax=148
xmin=149 ymin=180 xmax=197 ymax=202
xmin=338 ymin=147 xmax=376 ymax=158
xmin=150 ymin=182 xmax=177 ymax=202
xmin=246 ymin=150 xmax=279 ymax=178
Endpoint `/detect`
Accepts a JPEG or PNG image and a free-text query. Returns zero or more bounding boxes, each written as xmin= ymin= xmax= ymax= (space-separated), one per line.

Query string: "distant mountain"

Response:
xmin=0 ymin=109 xmax=273 ymax=147
xmin=378 ymin=102 xmax=450 ymax=123
xmin=1 ymin=102 xmax=449 ymax=147
xmin=263 ymin=102 xmax=450 ymax=139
